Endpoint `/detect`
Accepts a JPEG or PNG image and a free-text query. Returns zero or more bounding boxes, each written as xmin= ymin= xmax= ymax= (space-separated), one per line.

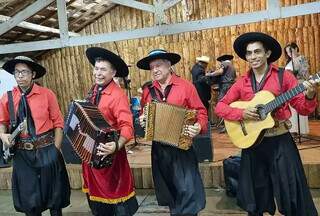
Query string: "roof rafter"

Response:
xmin=108 ymin=0 xmax=155 ymax=13
xmin=0 ymin=15 xmax=79 ymax=37
xmin=0 ymin=0 xmax=55 ymax=36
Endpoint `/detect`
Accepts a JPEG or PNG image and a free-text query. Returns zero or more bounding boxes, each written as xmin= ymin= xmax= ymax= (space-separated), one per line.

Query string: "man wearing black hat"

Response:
xmin=0 ymin=56 xmax=70 ymax=216
xmin=208 ymin=54 xmax=236 ymax=101
xmin=215 ymin=32 xmax=318 ymax=216
xmin=137 ymin=49 xmax=208 ymax=216
xmin=191 ymin=55 xmax=211 ymax=110
xmin=207 ymin=54 xmax=236 ymax=133
xmin=81 ymin=47 xmax=138 ymax=216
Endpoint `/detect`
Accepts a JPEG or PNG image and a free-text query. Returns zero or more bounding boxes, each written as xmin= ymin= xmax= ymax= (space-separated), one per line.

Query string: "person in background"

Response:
xmin=284 ymin=42 xmax=310 ymax=135
xmin=191 ymin=55 xmax=212 ymax=110
xmin=206 ymin=54 xmax=236 ymax=133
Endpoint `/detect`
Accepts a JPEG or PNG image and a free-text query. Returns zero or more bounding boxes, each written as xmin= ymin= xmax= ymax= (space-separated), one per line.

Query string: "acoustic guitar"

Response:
xmin=225 ymin=72 xmax=320 ymax=149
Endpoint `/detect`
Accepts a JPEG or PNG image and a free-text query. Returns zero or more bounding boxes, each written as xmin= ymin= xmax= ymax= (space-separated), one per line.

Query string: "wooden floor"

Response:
xmin=1 ymin=121 xmax=320 ymax=190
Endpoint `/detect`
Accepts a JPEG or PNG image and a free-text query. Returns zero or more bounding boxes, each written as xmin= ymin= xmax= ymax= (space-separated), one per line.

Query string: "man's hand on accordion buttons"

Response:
xmin=139 ymin=115 xmax=146 ymax=128
xmin=97 ymin=141 xmax=116 ymax=160
xmin=184 ymin=122 xmax=201 ymax=138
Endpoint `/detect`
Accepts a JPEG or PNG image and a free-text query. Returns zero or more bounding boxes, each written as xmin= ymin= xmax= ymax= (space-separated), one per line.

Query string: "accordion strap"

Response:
xmin=148 ymin=86 xmax=159 ymax=102
xmin=148 ymin=85 xmax=172 ymax=102
xmin=85 ymin=85 xmax=96 ymax=101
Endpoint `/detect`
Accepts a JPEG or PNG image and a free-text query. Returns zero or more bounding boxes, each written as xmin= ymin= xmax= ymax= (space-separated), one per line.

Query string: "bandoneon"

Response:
xmin=144 ymin=102 xmax=197 ymax=150
xmin=64 ymin=100 xmax=119 ymax=168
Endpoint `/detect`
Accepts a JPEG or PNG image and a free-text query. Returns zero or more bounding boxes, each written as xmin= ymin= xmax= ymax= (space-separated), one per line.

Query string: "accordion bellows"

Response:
xmin=64 ymin=100 xmax=118 ymax=168
xmin=144 ymin=102 xmax=197 ymax=150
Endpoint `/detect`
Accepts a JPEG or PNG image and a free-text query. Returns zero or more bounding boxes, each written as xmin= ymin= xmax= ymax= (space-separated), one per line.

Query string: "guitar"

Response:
xmin=2 ymin=119 xmax=27 ymax=148
xmin=1 ymin=119 xmax=27 ymax=161
xmin=225 ymin=72 xmax=320 ymax=149
xmin=7 ymin=119 xmax=27 ymax=147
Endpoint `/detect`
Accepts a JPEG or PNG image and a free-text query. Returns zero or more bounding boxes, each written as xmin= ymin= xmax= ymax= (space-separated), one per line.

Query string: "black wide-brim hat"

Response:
xmin=233 ymin=32 xmax=282 ymax=63
xmin=137 ymin=49 xmax=181 ymax=70
xmin=86 ymin=47 xmax=129 ymax=77
xmin=217 ymin=54 xmax=234 ymax=62
xmin=2 ymin=56 xmax=46 ymax=79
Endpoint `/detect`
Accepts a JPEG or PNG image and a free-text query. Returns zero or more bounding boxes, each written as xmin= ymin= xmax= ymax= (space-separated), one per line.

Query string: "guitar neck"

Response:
xmin=265 ymin=83 xmax=305 ymax=114
xmin=9 ymin=120 xmax=26 ymax=142
xmin=10 ymin=127 xmax=22 ymax=142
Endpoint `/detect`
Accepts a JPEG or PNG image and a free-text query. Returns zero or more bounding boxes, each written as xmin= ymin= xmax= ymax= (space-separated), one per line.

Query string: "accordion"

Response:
xmin=144 ymin=102 xmax=197 ymax=150
xmin=64 ymin=100 xmax=119 ymax=168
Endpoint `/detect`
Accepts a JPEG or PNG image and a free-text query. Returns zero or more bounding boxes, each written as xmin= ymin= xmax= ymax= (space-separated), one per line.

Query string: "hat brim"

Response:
xmin=86 ymin=47 xmax=129 ymax=77
xmin=233 ymin=32 xmax=282 ymax=63
xmin=217 ymin=54 xmax=234 ymax=62
xmin=2 ymin=59 xmax=46 ymax=79
xmin=137 ymin=53 xmax=181 ymax=70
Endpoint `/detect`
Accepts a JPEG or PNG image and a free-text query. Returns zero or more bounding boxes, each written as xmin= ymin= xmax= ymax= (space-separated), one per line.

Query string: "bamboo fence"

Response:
xmin=38 ymin=0 xmax=320 ymax=114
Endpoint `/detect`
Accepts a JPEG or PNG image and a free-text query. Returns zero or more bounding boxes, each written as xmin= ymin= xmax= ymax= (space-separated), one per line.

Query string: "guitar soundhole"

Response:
xmin=256 ymin=104 xmax=267 ymax=120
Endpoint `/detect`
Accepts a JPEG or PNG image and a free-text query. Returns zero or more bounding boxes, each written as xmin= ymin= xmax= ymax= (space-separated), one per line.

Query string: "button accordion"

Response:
xmin=144 ymin=102 xmax=197 ymax=150
xmin=64 ymin=100 xmax=119 ymax=168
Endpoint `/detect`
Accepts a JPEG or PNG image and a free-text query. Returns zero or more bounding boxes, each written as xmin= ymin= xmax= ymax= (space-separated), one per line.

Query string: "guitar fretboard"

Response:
xmin=264 ymin=83 xmax=305 ymax=113
xmin=264 ymin=72 xmax=320 ymax=114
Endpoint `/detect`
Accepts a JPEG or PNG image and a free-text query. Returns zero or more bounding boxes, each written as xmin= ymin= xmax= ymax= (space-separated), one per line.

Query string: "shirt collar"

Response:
xmin=13 ymin=83 xmax=41 ymax=96
xmin=152 ymin=73 xmax=180 ymax=89
xmin=100 ymin=80 xmax=117 ymax=95
xmin=244 ymin=64 xmax=278 ymax=81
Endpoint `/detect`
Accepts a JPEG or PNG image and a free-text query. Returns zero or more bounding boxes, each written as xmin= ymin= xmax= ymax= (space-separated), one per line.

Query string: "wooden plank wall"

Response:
xmin=38 ymin=0 xmax=320 ymax=114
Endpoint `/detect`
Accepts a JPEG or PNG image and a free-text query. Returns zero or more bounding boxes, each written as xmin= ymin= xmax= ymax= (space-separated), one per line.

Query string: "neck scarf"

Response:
xmin=17 ymin=84 xmax=36 ymax=138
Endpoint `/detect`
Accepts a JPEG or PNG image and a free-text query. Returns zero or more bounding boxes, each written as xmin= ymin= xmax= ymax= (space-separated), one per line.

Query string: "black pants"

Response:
xmin=25 ymin=209 xmax=62 ymax=216
xmin=247 ymin=213 xmax=263 ymax=216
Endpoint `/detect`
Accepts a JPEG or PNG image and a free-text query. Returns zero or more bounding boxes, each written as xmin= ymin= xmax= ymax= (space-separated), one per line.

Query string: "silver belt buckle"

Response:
xmin=23 ymin=142 xmax=34 ymax=150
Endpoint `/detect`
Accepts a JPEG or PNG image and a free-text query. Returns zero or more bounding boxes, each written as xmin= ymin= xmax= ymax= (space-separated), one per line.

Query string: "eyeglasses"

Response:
xmin=14 ymin=70 xmax=32 ymax=76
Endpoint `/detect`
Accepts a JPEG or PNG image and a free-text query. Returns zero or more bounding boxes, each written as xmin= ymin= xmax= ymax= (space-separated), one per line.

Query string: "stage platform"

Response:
xmin=0 ymin=121 xmax=320 ymax=190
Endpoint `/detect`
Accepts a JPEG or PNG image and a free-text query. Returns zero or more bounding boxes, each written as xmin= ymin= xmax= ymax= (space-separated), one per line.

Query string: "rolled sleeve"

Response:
xmin=47 ymin=90 xmax=64 ymax=129
xmin=188 ymin=85 xmax=208 ymax=133
xmin=215 ymin=81 xmax=244 ymax=121
xmin=0 ymin=94 xmax=10 ymax=126
xmin=114 ymin=94 xmax=134 ymax=141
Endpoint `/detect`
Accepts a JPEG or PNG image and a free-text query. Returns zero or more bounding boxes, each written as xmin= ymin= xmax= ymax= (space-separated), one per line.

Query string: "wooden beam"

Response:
xmin=56 ymin=0 xmax=69 ymax=44
xmin=109 ymin=0 xmax=155 ymax=13
xmin=267 ymin=0 xmax=281 ymax=19
xmin=8 ymin=0 xmax=79 ymax=43
xmin=163 ymin=0 xmax=182 ymax=10
xmin=0 ymin=15 xmax=79 ymax=37
xmin=0 ymin=1 xmax=319 ymax=54
xmin=0 ymin=0 xmax=55 ymax=36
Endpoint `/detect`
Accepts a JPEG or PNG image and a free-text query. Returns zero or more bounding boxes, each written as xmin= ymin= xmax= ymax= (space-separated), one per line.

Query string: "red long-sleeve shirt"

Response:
xmin=215 ymin=64 xmax=317 ymax=121
xmin=141 ymin=73 xmax=208 ymax=133
xmin=94 ymin=81 xmax=133 ymax=140
xmin=0 ymin=84 xmax=64 ymax=133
